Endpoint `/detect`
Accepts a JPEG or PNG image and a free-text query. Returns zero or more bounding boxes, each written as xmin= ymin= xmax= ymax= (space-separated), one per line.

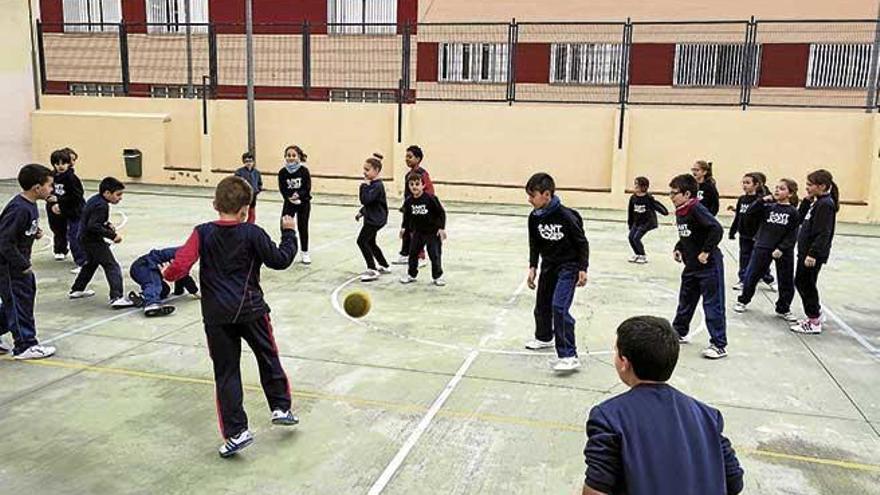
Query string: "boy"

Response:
xmin=582 ymin=316 xmax=744 ymax=495
xmin=398 ymin=172 xmax=446 ymax=286
xmin=163 ymin=175 xmax=299 ymax=458
xmin=394 ymin=145 xmax=434 ymax=265
xmin=0 ymin=164 xmax=56 ymax=359
xmin=47 ymin=149 xmax=86 ymax=272
xmin=669 ymin=174 xmax=727 ymax=359
xmin=128 ymin=246 xmax=199 ymax=317
xmin=68 ymin=177 xmax=134 ymax=308
xmin=524 ymin=172 xmax=589 ymax=372
xmin=235 ymin=151 xmax=262 ymax=224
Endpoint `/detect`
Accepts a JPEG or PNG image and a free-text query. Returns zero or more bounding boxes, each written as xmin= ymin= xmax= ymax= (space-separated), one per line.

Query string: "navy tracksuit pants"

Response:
xmin=205 ymin=315 xmax=292 ymax=438
xmin=673 ymin=257 xmax=728 ymax=349
xmin=738 ymin=247 xmax=795 ymax=313
xmin=0 ymin=270 xmax=39 ymax=355
xmin=795 ymin=256 xmax=824 ymax=319
xmin=408 ymin=231 xmax=443 ymax=280
xmin=738 ymin=237 xmax=774 ymax=284
xmin=533 ymin=263 xmax=579 ymax=358
xmin=129 ymin=260 xmax=170 ymax=307
xmin=628 ymin=226 xmax=649 ymax=256
xmin=71 ymin=241 xmax=124 ymax=300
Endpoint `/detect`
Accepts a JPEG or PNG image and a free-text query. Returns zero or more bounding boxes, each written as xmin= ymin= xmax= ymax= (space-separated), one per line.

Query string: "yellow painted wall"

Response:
xmin=31 ymin=97 xmax=880 ymax=223
xmin=0 ymin=0 xmax=37 ymax=177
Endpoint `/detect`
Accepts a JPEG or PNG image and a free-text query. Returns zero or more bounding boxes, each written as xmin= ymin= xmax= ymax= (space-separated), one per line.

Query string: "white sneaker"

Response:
xmin=360 ymin=270 xmax=380 ymax=282
xmin=68 ymin=289 xmax=95 ymax=299
xmin=733 ymin=302 xmax=747 ymax=313
xmin=218 ymin=430 xmax=254 ymax=458
xmin=764 ymin=281 xmax=778 ymax=292
xmin=418 ymin=258 xmax=428 ymax=268
xmin=732 ymin=282 xmax=743 ymax=291
xmin=301 ymin=252 xmax=311 ymax=265
xmin=377 ymin=266 xmax=392 ymax=275
xmin=0 ymin=336 xmax=11 ymax=354
xmin=634 ymin=255 xmax=648 ymax=264
xmin=702 ymin=345 xmax=728 ymax=360
xmin=110 ymin=297 xmax=136 ymax=309
xmin=678 ymin=335 xmax=690 ymax=344
xmin=270 ymin=409 xmax=299 ymax=426
xmin=13 ymin=344 xmax=56 ymax=360
xmin=432 ymin=277 xmax=446 ymax=287
xmin=399 ymin=274 xmax=416 ymax=284
xmin=70 ymin=266 xmax=82 ymax=275
xmin=627 ymin=255 xmax=639 ymax=263
xmin=54 ymin=253 xmax=66 ymax=261
xmin=392 ymin=255 xmax=408 ymax=265
xmin=790 ymin=319 xmax=822 ymax=334
xmin=524 ymin=339 xmax=554 ymax=350
xmin=776 ymin=311 xmax=798 ymax=323
xmin=552 ymin=357 xmax=581 ymax=372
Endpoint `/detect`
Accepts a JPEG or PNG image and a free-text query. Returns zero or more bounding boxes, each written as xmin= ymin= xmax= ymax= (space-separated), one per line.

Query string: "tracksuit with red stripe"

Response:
xmin=164 ymin=219 xmax=297 ymax=438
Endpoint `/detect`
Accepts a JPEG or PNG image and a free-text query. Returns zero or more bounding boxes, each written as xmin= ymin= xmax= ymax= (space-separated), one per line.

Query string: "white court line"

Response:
xmin=822 ymin=308 xmax=880 ymax=358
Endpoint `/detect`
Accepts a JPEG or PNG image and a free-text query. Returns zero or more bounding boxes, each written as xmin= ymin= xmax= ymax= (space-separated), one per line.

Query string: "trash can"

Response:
xmin=123 ymin=149 xmax=142 ymax=178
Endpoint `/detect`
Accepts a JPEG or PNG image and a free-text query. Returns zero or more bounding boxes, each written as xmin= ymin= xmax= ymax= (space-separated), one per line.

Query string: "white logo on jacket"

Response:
xmin=411 ymin=204 xmax=428 ymax=215
xmin=677 ymin=224 xmax=692 ymax=237
xmin=538 ymin=224 xmax=564 ymax=241
xmin=697 ymin=190 xmax=705 ymax=201
xmin=25 ymin=219 xmax=39 ymax=237
xmin=286 ymin=178 xmax=302 ymax=190
xmin=768 ymin=212 xmax=790 ymax=225
xmin=54 ymin=184 xmax=66 ymax=196
xmin=633 ymin=204 xmax=646 ymax=214
xmin=739 ymin=202 xmax=750 ymax=213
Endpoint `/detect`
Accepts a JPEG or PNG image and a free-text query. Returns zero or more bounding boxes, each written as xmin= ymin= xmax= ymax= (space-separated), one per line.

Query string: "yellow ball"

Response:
xmin=343 ymin=290 xmax=371 ymax=318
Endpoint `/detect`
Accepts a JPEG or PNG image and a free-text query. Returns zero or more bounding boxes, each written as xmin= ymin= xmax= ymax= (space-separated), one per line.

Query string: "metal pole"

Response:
xmin=185 ymin=0 xmax=194 ymax=97
xmin=397 ymin=78 xmax=404 ymax=143
xmin=119 ymin=22 xmax=130 ymax=95
xmin=27 ymin=0 xmax=40 ymax=109
xmin=202 ymin=75 xmax=209 ymax=135
xmin=302 ymin=21 xmax=311 ymax=99
xmin=35 ymin=19 xmax=47 ymax=97
xmin=865 ymin=2 xmax=880 ymax=111
xmin=245 ymin=0 xmax=256 ymax=155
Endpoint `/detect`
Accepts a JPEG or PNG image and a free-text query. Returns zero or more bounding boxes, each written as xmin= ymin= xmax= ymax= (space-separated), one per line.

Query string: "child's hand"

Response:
xmin=47 ymin=195 xmax=57 ymax=203
xmin=697 ymin=252 xmax=709 ymax=264
xmin=577 ymin=270 xmax=588 ymax=287
xmin=281 ymin=215 xmax=296 ymax=231
xmin=772 ymin=249 xmax=783 ymax=259
xmin=355 ymin=212 xmax=363 ymax=221
xmin=399 ymin=228 xmax=405 ymax=239
xmin=804 ymin=256 xmax=817 ymax=267
xmin=362 ymin=177 xmax=372 ymax=186
xmin=158 ymin=262 xmax=171 ymax=273
xmin=35 ymin=227 xmax=43 ymax=240
xmin=51 ymin=204 xmax=61 ymax=215
xmin=763 ymin=194 xmax=774 ymax=202
xmin=438 ymin=229 xmax=447 ymax=241
xmin=673 ymin=250 xmax=682 ymax=263
xmin=527 ymin=267 xmax=537 ymax=290
xmin=113 ymin=234 xmax=123 ymax=244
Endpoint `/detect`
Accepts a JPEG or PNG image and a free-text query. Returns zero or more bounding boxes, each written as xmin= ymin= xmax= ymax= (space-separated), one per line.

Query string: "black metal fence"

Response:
xmin=36 ymin=18 xmax=880 ymax=110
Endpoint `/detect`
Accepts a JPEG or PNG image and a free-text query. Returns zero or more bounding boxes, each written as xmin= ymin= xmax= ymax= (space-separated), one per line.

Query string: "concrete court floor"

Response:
xmin=0 ymin=181 xmax=878 ymax=494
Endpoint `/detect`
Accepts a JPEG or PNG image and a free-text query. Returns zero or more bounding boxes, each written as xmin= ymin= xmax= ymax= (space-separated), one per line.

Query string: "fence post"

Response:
xmin=119 ymin=22 xmax=130 ymax=95
xmin=208 ymin=23 xmax=218 ymax=96
xmin=507 ymin=18 xmax=518 ymax=104
xmin=201 ymin=75 xmax=209 ymax=135
xmin=397 ymin=78 xmax=404 ymax=143
xmin=617 ymin=19 xmax=632 ymax=150
xmin=866 ymin=11 xmax=880 ymax=112
xmin=401 ymin=22 xmax=412 ymax=101
xmin=302 ymin=21 xmax=311 ymax=99
xmin=740 ymin=16 xmax=757 ymax=110
xmin=36 ymin=20 xmax=47 ymax=94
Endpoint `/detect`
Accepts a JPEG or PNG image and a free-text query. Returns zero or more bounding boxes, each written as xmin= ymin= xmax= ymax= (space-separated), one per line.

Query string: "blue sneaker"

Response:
xmin=271 ymin=410 xmax=299 ymax=426
xmin=218 ymin=430 xmax=254 ymax=458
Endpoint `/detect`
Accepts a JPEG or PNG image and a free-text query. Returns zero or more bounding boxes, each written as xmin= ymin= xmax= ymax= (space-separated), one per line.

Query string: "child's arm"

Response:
xmin=277 ymin=170 xmax=292 ymax=201
xmin=0 ymin=212 xmax=30 ymax=272
xmin=432 ymin=196 xmax=446 ymax=231
xmin=717 ymin=412 xmax=745 ymax=495
xmin=626 ymin=196 xmax=634 ymax=229
xmin=776 ymin=207 xmax=799 ymax=252
xmin=728 ymin=197 xmax=742 ymax=239
xmin=359 ymin=181 xmax=381 ymax=206
xmin=163 ymin=230 xmax=200 ymax=282
xmin=400 ymin=198 xmax=411 ymax=230
xmin=528 ymin=215 xmax=539 ymax=269
xmin=84 ymin=203 xmax=116 ymax=240
xmin=695 ymin=207 xmax=724 ymax=256
xmin=565 ymin=210 xmax=589 ymax=274
xmin=583 ymin=407 xmax=622 ymax=495
xmin=301 ymin=167 xmax=312 ymax=199
xmin=805 ymin=200 xmax=835 ymax=261
xmin=651 ymin=195 xmax=669 ymax=216
xmin=422 ymin=169 xmax=435 ymax=196
xmin=705 ymin=184 xmax=720 ymax=216
xmin=256 ymin=170 xmax=263 ymax=194
xmin=252 ymin=220 xmax=298 ymax=270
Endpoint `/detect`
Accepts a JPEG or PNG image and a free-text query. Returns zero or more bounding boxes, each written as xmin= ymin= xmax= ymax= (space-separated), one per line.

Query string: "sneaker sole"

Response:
xmin=145 ymin=306 xmax=176 ymax=317
xmin=13 ymin=351 xmax=55 ymax=360
xmin=68 ymin=293 xmax=95 ymax=299
xmin=702 ymin=353 xmax=728 ymax=360
xmin=219 ymin=437 xmax=254 ymax=458
xmin=271 ymin=417 xmax=300 ymax=426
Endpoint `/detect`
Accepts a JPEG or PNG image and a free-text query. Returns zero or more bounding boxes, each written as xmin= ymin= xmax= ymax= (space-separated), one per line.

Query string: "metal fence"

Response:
xmin=36 ymin=18 xmax=880 ymax=110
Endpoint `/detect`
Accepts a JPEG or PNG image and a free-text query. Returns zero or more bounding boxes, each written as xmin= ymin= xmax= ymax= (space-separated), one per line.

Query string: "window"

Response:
xmin=328 ymin=0 xmax=397 ymax=35
xmin=69 ymin=83 xmax=124 ymax=96
xmin=146 ymin=0 xmax=209 ymax=34
xmin=438 ymin=43 xmax=509 ymax=83
xmin=550 ymin=43 xmax=624 ymax=85
xmin=807 ymin=44 xmax=874 ymax=89
xmin=62 ymin=0 xmax=121 ymax=32
xmin=150 ymin=85 xmax=205 ymax=98
xmin=329 ymin=89 xmax=397 ymax=103
xmin=673 ymin=43 xmax=760 ymax=87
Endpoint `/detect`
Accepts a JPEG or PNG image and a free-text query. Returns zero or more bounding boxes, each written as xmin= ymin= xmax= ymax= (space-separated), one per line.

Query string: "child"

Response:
xmin=583 ymin=316 xmax=744 ymax=495
xmin=127 ymin=247 xmax=199 ymax=317
xmin=163 ymin=175 xmax=299 ymax=458
xmin=48 ymin=149 xmax=86 ymax=272
xmin=68 ymin=177 xmax=135 ymax=308
xmin=46 ymin=149 xmax=70 ymax=261
xmin=399 ymin=172 xmax=446 ymax=286
xmin=791 ymin=169 xmax=839 ymax=335
xmin=691 ymin=160 xmax=719 ymax=216
xmin=729 ymin=172 xmax=775 ymax=291
xmin=669 ymin=174 xmax=728 ymax=359
xmin=394 ymin=145 xmax=435 ymax=265
xmin=733 ymin=179 xmax=800 ymax=321
xmin=0 ymin=164 xmax=56 ymax=360
xmin=278 ymin=145 xmax=312 ymax=264
xmin=626 ymin=176 xmax=668 ymax=264
xmin=235 ymin=151 xmax=262 ymax=224
xmin=524 ymin=172 xmax=589 ymax=372
xmin=356 ymin=153 xmax=391 ymax=282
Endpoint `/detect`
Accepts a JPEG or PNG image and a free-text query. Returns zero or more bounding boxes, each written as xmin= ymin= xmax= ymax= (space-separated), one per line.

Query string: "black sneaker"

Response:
xmin=128 ymin=291 xmax=145 ymax=308
xmin=144 ymin=304 xmax=176 ymax=317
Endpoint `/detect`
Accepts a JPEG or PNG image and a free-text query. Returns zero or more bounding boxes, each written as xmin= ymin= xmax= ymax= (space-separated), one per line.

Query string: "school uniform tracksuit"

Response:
xmin=164 ymin=220 xmax=297 ymax=439
xmin=584 ymin=383 xmax=744 ymax=495
xmin=730 ymin=194 xmax=774 ymax=285
xmin=737 ymin=199 xmax=799 ymax=313
xmin=70 ymin=194 xmax=124 ymax=300
xmin=278 ymin=164 xmax=311 ymax=252
xmin=795 ymin=195 xmax=837 ymax=319
xmin=627 ymin=194 xmax=668 ymax=256
xmin=697 ymin=181 xmax=720 ymax=216
xmin=673 ymin=199 xmax=727 ymax=349
xmin=235 ymin=166 xmax=263 ymax=224
xmin=0 ymin=195 xmax=42 ymax=355
xmin=399 ymin=166 xmax=434 ymax=258
xmin=130 ymin=247 xmax=198 ymax=307
xmin=357 ymin=179 xmax=389 ymax=270
xmin=529 ymin=196 xmax=590 ymax=359
xmin=47 ymin=168 xmax=86 ymax=265
xmin=401 ymin=192 xmax=446 ymax=279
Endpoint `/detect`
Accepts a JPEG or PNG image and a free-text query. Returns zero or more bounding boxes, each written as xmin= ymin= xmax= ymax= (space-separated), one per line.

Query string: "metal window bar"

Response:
xmin=674 ymin=43 xmax=758 ymax=87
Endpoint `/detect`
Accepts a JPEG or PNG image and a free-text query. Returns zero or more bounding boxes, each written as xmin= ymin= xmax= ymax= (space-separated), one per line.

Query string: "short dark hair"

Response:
xmin=18 ymin=164 xmax=53 ymax=190
xmin=406 ymin=145 xmax=423 ymax=161
xmin=99 ymin=177 xmax=125 ymax=195
xmin=406 ymin=170 xmax=424 ymax=185
xmin=215 ymin=176 xmax=253 ymax=214
xmin=63 ymin=147 xmax=78 ymax=161
xmin=669 ymin=174 xmax=698 ymax=197
xmin=241 ymin=151 xmax=254 ymax=162
xmin=50 ymin=149 xmax=72 ymax=166
xmin=635 ymin=176 xmax=650 ymax=190
xmin=616 ymin=316 xmax=679 ymax=382
xmin=525 ymin=172 xmax=555 ymax=195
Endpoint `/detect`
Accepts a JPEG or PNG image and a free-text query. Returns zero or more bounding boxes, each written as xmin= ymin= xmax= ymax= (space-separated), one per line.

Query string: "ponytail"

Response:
xmin=696 ymin=160 xmax=715 ymax=184
xmin=829 ymin=180 xmax=840 ymax=212
xmin=780 ymin=178 xmax=799 ymax=205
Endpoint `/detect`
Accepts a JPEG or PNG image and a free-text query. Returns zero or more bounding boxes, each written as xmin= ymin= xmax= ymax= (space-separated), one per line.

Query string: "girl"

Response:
xmin=733 ymin=179 xmax=800 ymax=321
xmin=791 ymin=169 xmax=839 ymax=334
xmin=356 ymin=153 xmax=391 ymax=282
xmin=729 ymin=172 xmax=775 ymax=291
xmin=626 ymin=176 xmax=668 ymax=264
xmin=691 ymin=160 xmax=719 ymax=216
xmin=278 ymin=145 xmax=312 ymax=264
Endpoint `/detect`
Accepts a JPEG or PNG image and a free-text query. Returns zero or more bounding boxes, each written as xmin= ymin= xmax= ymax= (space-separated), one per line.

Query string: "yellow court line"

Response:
xmin=6 ymin=357 xmax=880 ymax=473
